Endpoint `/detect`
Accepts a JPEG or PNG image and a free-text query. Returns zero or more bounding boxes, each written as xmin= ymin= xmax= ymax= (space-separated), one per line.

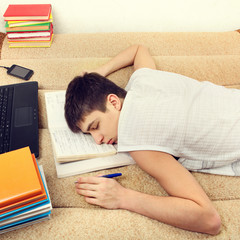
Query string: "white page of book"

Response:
xmin=45 ymin=91 xmax=68 ymax=129
xmin=0 ymin=216 xmax=50 ymax=234
xmin=50 ymin=128 xmax=116 ymax=158
xmin=54 ymin=152 xmax=135 ymax=178
xmin=8 ymin=32 xmax=51 ymax=38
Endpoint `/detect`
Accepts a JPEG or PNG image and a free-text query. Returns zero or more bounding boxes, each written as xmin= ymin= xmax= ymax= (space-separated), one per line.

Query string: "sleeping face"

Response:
xmin=78 ymin=94 xmax=123 ymax=145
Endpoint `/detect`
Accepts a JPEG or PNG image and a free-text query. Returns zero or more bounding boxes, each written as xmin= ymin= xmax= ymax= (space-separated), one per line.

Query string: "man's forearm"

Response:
xmin=119 ymin=188 xmax=220 ymax=235
xmin=94 ymin=45 xmax=140 ymax=77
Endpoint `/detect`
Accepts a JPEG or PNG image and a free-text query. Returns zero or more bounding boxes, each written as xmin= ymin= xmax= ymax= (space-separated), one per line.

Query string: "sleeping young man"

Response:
xmin=64 ymin=45 xmax=240 ymax=235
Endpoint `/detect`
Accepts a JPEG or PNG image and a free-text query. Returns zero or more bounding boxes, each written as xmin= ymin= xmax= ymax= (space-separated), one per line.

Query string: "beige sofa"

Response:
xmin=0 ymin=31 xmax=240 ymax=239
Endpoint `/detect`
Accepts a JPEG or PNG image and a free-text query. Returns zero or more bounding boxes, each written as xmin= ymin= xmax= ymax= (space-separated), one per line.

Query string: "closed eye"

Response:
xmin=91 ymin=122 xmax=99 ymax=130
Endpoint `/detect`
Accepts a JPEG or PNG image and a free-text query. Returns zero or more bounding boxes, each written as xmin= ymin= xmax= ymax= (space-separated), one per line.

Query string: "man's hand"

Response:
xmin=75 ymin=176 xmax=126 ymax=209
xmin=79 ymin=45 xmax=156 ymax=78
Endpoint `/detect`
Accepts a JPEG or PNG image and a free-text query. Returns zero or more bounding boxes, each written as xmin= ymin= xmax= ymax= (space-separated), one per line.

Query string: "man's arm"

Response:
xmin=125 ymin=151 xmax=221 ymax=235
xmin=93 ymin=45 xmax=156 ymax=77
xmin=75 ymin=151 xmax=221 ymax=235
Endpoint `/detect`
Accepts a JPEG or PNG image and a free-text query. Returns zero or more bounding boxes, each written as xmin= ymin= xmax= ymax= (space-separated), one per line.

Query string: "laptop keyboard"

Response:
xmin=0 ymin=87 xmax=14 ymax=154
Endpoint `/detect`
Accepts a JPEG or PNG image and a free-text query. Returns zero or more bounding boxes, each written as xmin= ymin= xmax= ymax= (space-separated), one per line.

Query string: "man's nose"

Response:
xmin=91 ymin=132 xmax=104 ymax=145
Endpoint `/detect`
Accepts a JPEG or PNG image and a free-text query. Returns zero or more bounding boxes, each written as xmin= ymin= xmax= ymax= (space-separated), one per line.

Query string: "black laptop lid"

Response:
xmin=0 ymin=81 xmax=39 ymax=157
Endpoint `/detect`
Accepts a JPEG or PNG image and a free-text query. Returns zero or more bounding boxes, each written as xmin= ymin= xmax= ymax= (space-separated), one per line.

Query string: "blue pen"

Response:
xmin=74 ymin=173 xmax=122 ymax=183
xmin=102 ymin=173 xmax=122 ymax=178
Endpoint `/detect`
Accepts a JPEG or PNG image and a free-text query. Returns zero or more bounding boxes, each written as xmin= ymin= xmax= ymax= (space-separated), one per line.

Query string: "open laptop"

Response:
xmin=0 ymin=81 xmax=39 ymax=158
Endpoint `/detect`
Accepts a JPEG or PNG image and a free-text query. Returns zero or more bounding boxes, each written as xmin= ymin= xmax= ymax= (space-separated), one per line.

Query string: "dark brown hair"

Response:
xmin=64 ymin=72 xmax=127 ymax=132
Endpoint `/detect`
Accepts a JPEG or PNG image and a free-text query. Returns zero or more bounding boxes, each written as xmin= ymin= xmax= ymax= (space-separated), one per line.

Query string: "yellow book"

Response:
xmin=8 ymin=13 xmax=53 ymax=27
xmin=0 ymin=147 xmax=42 ymax=208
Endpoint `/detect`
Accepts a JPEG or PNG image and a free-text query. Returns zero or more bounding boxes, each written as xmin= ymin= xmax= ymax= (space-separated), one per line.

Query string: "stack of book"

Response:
xmin=0 ymin=147 xmax=52 ymax=234
xmin=3 ymin=4 xmax=53 ymax=48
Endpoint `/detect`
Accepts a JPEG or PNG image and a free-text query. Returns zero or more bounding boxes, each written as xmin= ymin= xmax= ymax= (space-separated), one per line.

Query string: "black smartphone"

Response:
xmin=7 ymin=64 xmax=34 ymax=80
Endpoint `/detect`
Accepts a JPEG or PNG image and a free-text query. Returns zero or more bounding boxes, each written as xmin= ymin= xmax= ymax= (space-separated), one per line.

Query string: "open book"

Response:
xmin=45 ymin=91 xmax=117 ymax=163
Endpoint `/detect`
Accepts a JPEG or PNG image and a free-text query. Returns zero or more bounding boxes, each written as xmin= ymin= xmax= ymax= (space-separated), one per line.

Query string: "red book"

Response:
xmin=8 ymin=34 xmax=53 ymax=42
xmin=3 ymin=4 xmax=52 ymax=21
xmin=7 ymin=26 xmax=53 ymax=41
xmin=7 ymin=28 xmax=52 ymax=39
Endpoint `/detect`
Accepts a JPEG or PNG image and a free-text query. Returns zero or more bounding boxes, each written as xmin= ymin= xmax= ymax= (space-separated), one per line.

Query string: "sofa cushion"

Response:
xmin=1 ymin=32 xmax=240 ymax=239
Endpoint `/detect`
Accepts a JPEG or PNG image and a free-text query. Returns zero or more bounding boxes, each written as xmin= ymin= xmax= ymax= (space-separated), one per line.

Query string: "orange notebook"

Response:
xmin=3 ymin=4 xmax=52 ymax=21
xmin=0 ymin=153 xmax=47 ymax=214
xmin=0 ymin=147 xmax=42 ymax=209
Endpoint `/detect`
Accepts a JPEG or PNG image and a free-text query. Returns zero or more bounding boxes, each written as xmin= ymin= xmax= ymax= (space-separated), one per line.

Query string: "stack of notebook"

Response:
xmin=3 ymin=4 xmax=53 ymax=48
xmin=0 ymin=147 xmax=52 ymax=234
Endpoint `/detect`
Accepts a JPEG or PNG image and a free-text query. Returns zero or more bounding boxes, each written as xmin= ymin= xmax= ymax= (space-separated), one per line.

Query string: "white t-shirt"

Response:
xmin=117 ymin=68 xmax=240 ymax=176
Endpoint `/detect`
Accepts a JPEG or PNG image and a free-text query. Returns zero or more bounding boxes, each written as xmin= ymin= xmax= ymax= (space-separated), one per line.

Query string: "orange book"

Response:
xmin=0 ymin=147 xmax=42 ymax=209
xmin=0 ymin=153 xmax=47 ymax=214
xmin=3 ymin=4 xmax=52 ymax=21
xmin=0 ymin=155 xmax=48 ymax=215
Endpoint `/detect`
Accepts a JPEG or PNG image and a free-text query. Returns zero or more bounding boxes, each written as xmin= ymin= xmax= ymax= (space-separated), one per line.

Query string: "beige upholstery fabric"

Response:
xmin=1 ymin=32 xmax=240 ymax=239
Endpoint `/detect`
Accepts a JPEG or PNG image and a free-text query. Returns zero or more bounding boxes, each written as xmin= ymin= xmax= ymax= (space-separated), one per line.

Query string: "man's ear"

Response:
xmin=107 ymin=94 xmax=122 ymax=111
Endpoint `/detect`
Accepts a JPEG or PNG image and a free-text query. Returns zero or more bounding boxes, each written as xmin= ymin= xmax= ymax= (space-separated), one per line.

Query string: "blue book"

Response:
xmin=0 ymin=165 xmax=52 ymax=232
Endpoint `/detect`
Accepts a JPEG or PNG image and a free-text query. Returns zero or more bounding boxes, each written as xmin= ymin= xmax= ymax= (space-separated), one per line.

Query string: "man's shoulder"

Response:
xmin=125 ymin=68 xmax=158 ymax=91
